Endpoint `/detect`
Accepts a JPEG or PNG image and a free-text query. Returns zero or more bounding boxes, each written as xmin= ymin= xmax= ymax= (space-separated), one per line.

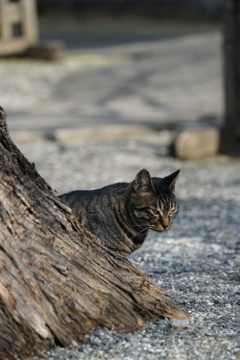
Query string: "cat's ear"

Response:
xmin=133 ymin=169 xmax=155 ymax=194
xmin=163 ymin=169 xmax=180 ymax=192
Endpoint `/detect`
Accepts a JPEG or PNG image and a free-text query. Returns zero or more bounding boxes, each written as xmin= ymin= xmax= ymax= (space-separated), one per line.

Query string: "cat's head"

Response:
xmin=128 ymin=169 xmax=180 ymax=232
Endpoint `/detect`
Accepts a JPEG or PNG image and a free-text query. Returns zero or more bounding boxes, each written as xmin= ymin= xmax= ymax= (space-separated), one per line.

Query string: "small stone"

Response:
xmin=71 ymin=340 xmax=78 ymax=347
xmin=171 ymin=319 xmax=190 ymax=329
xmin=27 ymin=41 xmax=66 ymax=61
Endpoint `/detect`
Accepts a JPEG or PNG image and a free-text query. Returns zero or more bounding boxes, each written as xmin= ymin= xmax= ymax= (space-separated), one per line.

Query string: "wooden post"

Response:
xmin=0 ymin=0 xmax=38 ymax=56
xmin=0 ymin=0 xmax=65 ymax=59
xmin=21 ymin=0 xmax=39 ymax=44
xmin=222 ymin=0 xmax=240 ymax=152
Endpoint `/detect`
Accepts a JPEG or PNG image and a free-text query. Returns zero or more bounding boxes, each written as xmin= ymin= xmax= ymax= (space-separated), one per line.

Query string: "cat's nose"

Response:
xmin=161 ymin=216 xmax=170 ymax=230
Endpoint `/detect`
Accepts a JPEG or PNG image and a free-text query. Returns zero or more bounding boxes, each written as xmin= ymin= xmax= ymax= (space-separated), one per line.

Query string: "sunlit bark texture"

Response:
xmin=0 ymin=106 xmax=188 ymax=359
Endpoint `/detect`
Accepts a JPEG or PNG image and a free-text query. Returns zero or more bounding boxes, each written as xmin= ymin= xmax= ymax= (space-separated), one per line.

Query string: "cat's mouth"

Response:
xmin=149 ymin=224 xmax=172 ymax=232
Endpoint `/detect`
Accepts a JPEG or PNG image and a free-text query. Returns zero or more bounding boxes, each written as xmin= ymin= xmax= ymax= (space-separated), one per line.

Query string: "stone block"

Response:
xmin=172 ymin=127 xmax=220 ymax=160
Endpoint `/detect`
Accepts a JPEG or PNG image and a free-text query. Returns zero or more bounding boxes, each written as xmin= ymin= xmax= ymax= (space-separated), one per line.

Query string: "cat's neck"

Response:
xmin=115 ymin=195 xmax=149 ymax=251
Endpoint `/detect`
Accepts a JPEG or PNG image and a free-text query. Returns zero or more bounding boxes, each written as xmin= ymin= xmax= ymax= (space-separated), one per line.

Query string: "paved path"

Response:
xmin=1 ymin=32 xmax=223 ymax=139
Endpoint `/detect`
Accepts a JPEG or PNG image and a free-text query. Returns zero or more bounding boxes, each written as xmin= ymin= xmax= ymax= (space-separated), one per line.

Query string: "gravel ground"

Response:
xmin=19 ymin=132 xmax=240 ymax=360
xmin=0 ymin=54 xmax=128 ymax=112
xmin=1 ymin=32 xmax=223 ymax=134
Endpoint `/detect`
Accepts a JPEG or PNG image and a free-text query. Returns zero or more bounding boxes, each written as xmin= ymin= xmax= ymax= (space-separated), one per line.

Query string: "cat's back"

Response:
xmin=59 ymin=182 xmax=128 ymax=210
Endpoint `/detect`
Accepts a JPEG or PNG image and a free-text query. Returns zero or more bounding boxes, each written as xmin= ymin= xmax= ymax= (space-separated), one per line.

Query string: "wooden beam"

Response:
xmin=223 ymin=0 xmax=240 ymax=136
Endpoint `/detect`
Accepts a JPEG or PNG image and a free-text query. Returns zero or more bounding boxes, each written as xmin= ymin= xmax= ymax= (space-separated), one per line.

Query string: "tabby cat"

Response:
xmin=59 ymin=169 xmax=180 ymax=256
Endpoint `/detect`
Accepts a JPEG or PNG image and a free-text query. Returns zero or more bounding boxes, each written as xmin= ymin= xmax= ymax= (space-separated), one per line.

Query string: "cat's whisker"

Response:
xmin=146 ymin=229 xmax=158 ymax=242
xmin=168 ymin=224 xmax=179 ymax=239
xmin=131 ymin=227 xmax=149 ymax=240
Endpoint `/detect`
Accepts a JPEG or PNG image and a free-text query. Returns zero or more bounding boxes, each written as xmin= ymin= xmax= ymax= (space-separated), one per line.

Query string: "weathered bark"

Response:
xmin=0 ymin=106 xmax=188 ymax=360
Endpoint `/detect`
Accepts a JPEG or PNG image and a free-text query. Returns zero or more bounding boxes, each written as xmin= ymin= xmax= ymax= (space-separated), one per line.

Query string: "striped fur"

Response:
xmin=59 ymin=169 xmax=180 ymax=256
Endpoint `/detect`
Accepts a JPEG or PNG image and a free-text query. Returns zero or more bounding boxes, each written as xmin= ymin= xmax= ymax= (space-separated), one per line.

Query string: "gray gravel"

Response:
xmin=20 ymin=132 xmax=240 ymax=360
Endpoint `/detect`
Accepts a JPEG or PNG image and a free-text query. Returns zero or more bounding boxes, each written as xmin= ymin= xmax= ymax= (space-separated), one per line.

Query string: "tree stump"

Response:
xmin=0 ymin=106 xmax=188 ymax=360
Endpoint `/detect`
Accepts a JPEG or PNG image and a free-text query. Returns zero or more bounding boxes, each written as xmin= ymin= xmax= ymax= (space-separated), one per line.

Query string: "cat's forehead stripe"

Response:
xmin=158 ymin=195 xmax=169 ymax=206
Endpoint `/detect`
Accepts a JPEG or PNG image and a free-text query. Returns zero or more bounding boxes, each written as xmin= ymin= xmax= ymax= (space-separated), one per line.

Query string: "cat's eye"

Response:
xmin=152 ymin=210 xmax=160 ymax=216
xmin=168 ymin=208 xmax=175 ymax=216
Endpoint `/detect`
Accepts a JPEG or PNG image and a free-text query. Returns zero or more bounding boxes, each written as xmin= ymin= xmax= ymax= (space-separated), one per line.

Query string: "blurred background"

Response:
xmin=0 ymin=0 xmax=224 ymax=140
xmin=37 ymin=0 xmax=222 ymax=50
